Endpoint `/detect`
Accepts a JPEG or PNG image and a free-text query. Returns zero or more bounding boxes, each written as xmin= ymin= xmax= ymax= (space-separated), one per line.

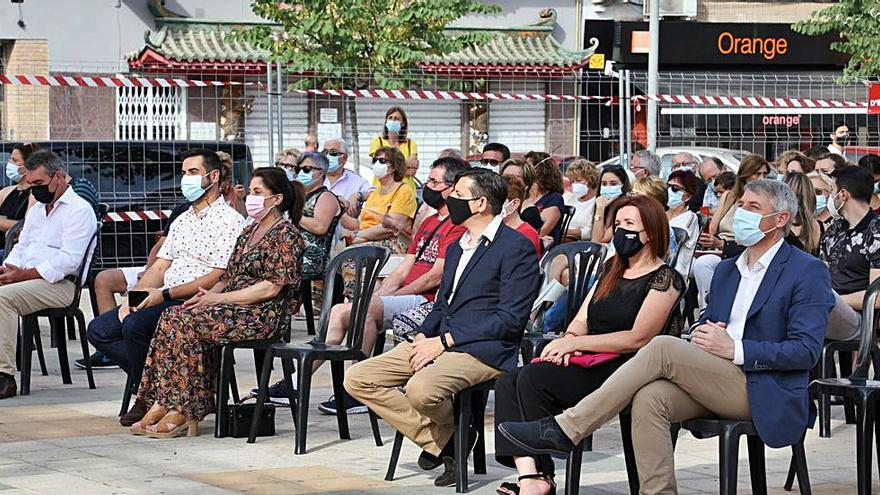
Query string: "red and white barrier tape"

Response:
xmin=287 ymin=88 xmax=613 ymax=102
xmin=0 ymin=74 xmax=253 ymax=88
xmin=103 ymin=209 xmax=171 ymax=223
xmin=635 ymin=94 xmax=867 ymax=108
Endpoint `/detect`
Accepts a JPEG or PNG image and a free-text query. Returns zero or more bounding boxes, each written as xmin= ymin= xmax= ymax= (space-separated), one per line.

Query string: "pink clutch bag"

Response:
xmin=530 ymin=352 xmax=620 ymax=368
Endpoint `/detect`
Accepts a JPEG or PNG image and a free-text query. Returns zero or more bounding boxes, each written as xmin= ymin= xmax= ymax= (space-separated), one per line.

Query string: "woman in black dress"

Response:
xmin=0 ymin=143 xmax=39 ymax=257
xmin=494 ymin=194 xmax=685 ymax=495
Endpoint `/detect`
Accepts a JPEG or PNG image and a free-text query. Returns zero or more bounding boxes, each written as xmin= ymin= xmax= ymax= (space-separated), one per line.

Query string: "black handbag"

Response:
xmin=220 ymin=399 xmax=276 ymax=438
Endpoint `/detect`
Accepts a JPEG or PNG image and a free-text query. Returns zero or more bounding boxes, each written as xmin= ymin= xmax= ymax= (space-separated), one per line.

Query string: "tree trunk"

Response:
xmin=347 ymin=98 xmax=360 ymax=173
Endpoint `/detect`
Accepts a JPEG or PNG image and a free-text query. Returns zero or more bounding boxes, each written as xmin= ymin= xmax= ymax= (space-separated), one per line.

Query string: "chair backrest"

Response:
xmin=314 ymin=244 xmax=391 ymax=353
xmin=3 ymin=219 xmax=24 ymax=262
xmin=531 ymin=242 xmax=607 ymax=335
xmin=67 ymin=224 xmax=101 ymax=309
xmin=852 ymin=277 xmax=880 ymax=379
xmin=665 ymin=227 xmax=688 ymax=268
xmin=558 ymin=205 xmax=577 ymax=243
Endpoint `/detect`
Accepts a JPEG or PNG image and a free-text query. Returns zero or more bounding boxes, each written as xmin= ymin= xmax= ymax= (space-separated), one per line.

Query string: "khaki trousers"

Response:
xmin=555 ymin=336 xmax=751 ymax=495
xmin=0 ymin=278 xmax=75 ymax=376
xmin=344 ymin=341 xmax=501 ymax=456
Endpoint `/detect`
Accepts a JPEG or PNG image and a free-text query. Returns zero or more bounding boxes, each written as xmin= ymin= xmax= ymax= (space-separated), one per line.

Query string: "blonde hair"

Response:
xmin=565 ymin=158 xmax=600 ymax=190
xmin=216 ymin=151 xmax=232 ymax=184
xmin=632 ymin=176 xmax=668 ymax=206
xmin=274 ymin=148 xmax=301 ymax=164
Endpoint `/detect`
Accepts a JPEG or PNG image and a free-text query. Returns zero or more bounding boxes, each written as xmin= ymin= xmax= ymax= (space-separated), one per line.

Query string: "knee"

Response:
xmin=640 ymin=335 xmax=679 ymax=361
xmin=343 ymin=362 xmax=367 ymax=396
xmin=631 ymin=382 xmax=672 ymax=420
xmin=87 ymin=311 xmax=117 ymax=343
xmin=405 ymin=378 xmax=445 ymax=412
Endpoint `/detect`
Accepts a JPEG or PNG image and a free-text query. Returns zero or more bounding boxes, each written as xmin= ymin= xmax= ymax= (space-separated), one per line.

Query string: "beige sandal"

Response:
xmin=144 ymin=411 xmax=199 ymax=439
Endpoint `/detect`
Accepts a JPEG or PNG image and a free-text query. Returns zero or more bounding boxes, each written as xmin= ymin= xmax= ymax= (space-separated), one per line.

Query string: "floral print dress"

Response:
xmin=137 ymin=220 xmax=304 ymax=421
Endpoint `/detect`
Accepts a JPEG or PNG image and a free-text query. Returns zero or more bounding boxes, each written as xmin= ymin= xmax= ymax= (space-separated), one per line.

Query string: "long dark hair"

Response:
xmin=593 ymin=194 xmax=669 ymax=301
xmin=253 ymin=167 xmax=304 ymax=223
xmin=12 ymin=142 xmax=40 ymax=163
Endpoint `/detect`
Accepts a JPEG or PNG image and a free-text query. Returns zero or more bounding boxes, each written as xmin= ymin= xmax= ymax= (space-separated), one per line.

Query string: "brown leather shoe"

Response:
xmin=0 ymin=373 xmax=17 ymax=399
xmin=119 ymin=398 xmax=148 ymax=426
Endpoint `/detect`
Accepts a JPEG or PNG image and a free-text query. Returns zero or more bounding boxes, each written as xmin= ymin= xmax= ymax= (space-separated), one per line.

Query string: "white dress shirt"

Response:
xmin=449 ymin=215 xmax=503 ymax=303
xmin=726 ymin=237 xmax=784 ymax=365
xmin=5 ymin=186 xmax=97 ymax=283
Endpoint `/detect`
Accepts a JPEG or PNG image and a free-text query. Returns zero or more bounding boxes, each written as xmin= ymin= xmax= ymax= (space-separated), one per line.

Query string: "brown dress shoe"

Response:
xmin=0 ymin=373 xmax=17 ymax=399
xmin=119 ymin=398 xmax=148 ymax=426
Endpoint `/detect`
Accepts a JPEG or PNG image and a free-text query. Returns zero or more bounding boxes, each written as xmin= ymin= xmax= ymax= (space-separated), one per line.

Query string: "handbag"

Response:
xmin=218 ymin=398 xmax=276 ymax=438
xmin=530 ymin=352 xmax=620 ymax=368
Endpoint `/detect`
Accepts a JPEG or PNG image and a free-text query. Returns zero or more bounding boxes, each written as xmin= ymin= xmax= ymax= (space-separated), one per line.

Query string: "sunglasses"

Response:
xmin=480 ymin=159 xmax=500 ymax=166
xmin=321 ymin=149 xmax=344 ymax=157
xmin=372 ymin=157 xmax=389 ymax=164
xmin=669 ymin=185 xmax=685 ymax=194
xmin=275 ymin=161 xmax=295 ymax=168
xmin=295 ymin=166 xmax=320 ymax=174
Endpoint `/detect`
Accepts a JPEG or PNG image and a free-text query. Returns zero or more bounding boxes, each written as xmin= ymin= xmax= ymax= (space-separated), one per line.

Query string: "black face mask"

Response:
xmin=612 ymin=227 xmax=646 ymax=263
xmin=31 ymin=175 xmax=57 ymax=204
xmin=445 ymin=196 xmax=477 ymax=225
xmin=422 ymin=186 xmax=447 ymax=210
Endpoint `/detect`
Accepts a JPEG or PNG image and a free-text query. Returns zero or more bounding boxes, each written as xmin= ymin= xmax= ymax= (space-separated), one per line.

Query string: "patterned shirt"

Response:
xmin=157 ymin=196 xmax=245 ymax=289
xmin=820 ymin=210 xmax=880 ymax=295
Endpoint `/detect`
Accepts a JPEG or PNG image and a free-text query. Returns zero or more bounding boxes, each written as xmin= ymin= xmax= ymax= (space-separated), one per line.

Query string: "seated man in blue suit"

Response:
xmin=345 ymin=168 xmax=541 ymax=487
xmin=498 ymin=179 xmax=835 ymax=494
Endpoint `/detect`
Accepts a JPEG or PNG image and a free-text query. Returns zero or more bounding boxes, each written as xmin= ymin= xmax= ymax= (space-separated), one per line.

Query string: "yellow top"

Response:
xmin=369 ymin=136 xmax=419 ymax=193
xmin=359 ymin=182 xmax=418 ymax=230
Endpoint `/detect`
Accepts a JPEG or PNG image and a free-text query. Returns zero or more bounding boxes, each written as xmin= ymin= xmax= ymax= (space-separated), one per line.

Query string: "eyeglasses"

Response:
xmin=372 ymin=157 xmax=389 ymax=164
xmin=295 ymin=166 xmax=320 ymax=174
xmin=321 ymin=149 xmax=344 ymax=157
xmin=275 ymin=161 xmax=295 ymax=168
xmin=480 ymin=159 xmax=500 ymax=166
xmin=426 ymin=178 xmax=450 ymax=188
xmin=669 ymin=185 xmax=685 ymax=194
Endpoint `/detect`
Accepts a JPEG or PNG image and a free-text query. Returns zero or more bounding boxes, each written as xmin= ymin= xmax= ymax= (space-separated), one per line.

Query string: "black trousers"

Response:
xmin=493 ymin=359 xmax=624 ymax=476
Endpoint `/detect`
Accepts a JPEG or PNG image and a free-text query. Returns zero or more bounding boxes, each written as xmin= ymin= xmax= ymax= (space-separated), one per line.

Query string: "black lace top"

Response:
xmin=587 ymin=264 xmax=685 ymax=342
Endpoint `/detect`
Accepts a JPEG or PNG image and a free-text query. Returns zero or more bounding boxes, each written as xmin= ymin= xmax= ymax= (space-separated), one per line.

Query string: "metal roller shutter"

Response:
xmin=245 ymin=86 xmax=309 ymax=167
xmin=489 ymin=82 xmax=546 ymax=154
xmin=351 ymin=99 xmax=462 ymax=181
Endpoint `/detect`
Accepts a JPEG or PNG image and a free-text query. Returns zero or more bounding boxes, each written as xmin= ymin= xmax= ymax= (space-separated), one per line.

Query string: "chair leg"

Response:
xmin=214 ymin=346 xmax=234 ymax=438
xmin=76 ymin=313 xmax=94 ymax=389
xmin=455 ymin=390 xmax=474 ymax=493
xmin=792 ymin=441 xmax=812 ymax=495
xmin=565 ymin=441 xmax=584 ymax=495
xmin=818 ymin=346 xmax=833 ymax=438
xmin=784 ymin=456 xmax=797 ymax=491
xmin=119 ymin=375 xmax=133 ymax=416
xmin=583 ymin=434 xmax=593 ymax=452
xmin=385 ymin=431 xmax=404 ymax=481
xmin=229 ymin=357 xmax=240 ymax=405
xmin=330 ymin=360 xmax=351 ymax=440
xmin=619 ymin=411 xmax=640 ymax=495
xmin=718 ymin=425 xmax=741 ymax=495
xmin=300 ymin=281 xmax=315 ymax=336
xmin=472 ymin=390 xmax=487 ymax=475
xmin=856 ymin=399 xmax=874 ymax=495
xmin=52 ymin=318 xmax=72 ymax=385
xmin=66 ymin=315 xmax=76 ymax=340
xmin=746 ymin=435 xmax=767 ymax=495
xmin=19 ymin=317 xmax=33 ymax=396
xmin=369 ymin=410 xmax=383 ymax=447
xmin=248 ymin=347 xmax=275 ymax=444
xmin=839 ymin=355 xmax=856 ymax=424
xmin=295 ymin=356 xmax=313 ymax=455
xmin=32 ymin=323 xmax=47 ymax=376
xmin=281 ymin=357 xmax=298 ymax=428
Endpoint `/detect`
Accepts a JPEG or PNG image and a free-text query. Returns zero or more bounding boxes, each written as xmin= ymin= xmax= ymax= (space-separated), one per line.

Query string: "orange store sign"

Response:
xmin=717 ymin=32 xmax=788 ymax=61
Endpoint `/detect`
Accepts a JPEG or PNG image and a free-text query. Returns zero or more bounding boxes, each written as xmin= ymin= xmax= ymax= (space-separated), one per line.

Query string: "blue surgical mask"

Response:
xmin=667 ymin=188 xmax=684 ymax=208
xmin=675 ymin=165 xmax=693 ymax=174
xmin=601 ymin=185 xmax=622 ymax=200
xmin=180 ymin=174 xmax=209 ymax=202
xmin=6 ymin=162 xmax=20 ymax=182
xmin=874 ymin=183 xmax=880 ymax=195
xmin=385 ymin=120 xmax=402 ymax=133
xmin=732 ymin=207 xmax=778 ymax=247
xmin=296 ymin=170 xmax=315 ymax=187
xmin=815 ymin=195 xmax=827 ymax=213
xmin=285 ymin=168 xmax=296 ymax=182
xmin=327 ymin=155 xmax=341 ymax=172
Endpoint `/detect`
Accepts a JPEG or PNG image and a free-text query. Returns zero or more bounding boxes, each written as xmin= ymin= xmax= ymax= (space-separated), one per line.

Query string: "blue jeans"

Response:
xmin=87 ymin=300 xmax=182 ymax=393
xmin=543 ymin=289 xmax=568 ymax=334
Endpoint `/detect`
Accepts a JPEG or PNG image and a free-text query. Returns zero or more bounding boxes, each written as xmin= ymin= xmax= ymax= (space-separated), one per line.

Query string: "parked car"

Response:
xmin=599 ymin=146 xmax=747 ymax=177
xmin=0 ymin=141 xmax=254 ymax=272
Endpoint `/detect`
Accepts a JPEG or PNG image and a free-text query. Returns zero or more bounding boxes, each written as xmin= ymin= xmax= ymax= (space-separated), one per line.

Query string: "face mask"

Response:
xmin=874 ymin=183 xmax=880 ymax=195
xmin=815 ymin=195 xmax=828 ymax=214
xmin=478 ymin=163 xmax=499 ymax=174
xmin=675 ymin=165 xmax=693 ymax=173
xmin=571 ymin=183 xmax=589 ymax=198
xmin=500 ymin=199 xmax=519 ymax=218
xmin=372 ymin=162 xmax=390 ymax=179
xmin=422 ymin=186 xmax=446 ymax=210
xmin=446 ymin=196 xmax=477 ymax=225
xmin=6 ymin=162 xmax=20 ymax=182
xmin=834 ymin=134 xmax=851 ymax=147
xmin=732 ymin=207 xmax=778 ymax=247
xmin=327 ymin=155 xmax=341 ymax=172
xmin=285 ymin=168 xmax=296 ymax=182
xmin=827 ymin=191 xmax=845 ymax=218
xmin=245 ymin=194 xmax=273 ymax=220
xmin=612 ymin=227 xmax=645 ymax=262
xmin=181 ymin=174 xmax=210 ymax=202
xmin=601 ymin=185 xmax=623 ymax=200
xmin=385 ymin=120 xmax=402 ymax=133
xmin=667 ymin=188 xmax=685 ymax=208
xmin=296 ymin=170 xmax=315 ymax=187
xmin=31 ymin=175 xmax=57 ymax=204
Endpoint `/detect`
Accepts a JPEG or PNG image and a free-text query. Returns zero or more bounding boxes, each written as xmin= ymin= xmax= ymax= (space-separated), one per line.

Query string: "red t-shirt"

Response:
xmin=515 ymin=222 xmax=542 ymax=257
xmin=404 ymin=214 xmax=467 ymax=301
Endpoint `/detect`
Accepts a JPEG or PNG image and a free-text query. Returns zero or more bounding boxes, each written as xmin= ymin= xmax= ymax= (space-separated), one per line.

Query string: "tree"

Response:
xmin=793 ymin=0 xmax=880 ymax=81
xmin=236 ymin=0 xmax=500 ymax=166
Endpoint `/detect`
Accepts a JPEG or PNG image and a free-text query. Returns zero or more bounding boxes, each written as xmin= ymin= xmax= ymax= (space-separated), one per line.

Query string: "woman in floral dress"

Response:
xmin=131 ymin=167 xmax=305 ymax=438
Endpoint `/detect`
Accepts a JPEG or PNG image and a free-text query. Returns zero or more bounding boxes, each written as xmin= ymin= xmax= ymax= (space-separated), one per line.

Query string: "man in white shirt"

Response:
xmin=827 ymin=121 xmax=850 ymax=156
xmin=0 ymin=150 xmax=98 ymax=399
xmin=87 ymin=149 xmax=244 ymax=423
xmin=499 ymin=180 xmax=835 ymax=494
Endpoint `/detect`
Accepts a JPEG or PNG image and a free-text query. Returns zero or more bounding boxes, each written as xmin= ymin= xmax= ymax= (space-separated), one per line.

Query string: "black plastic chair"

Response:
xmin=18 ymin=226 xmax=99 ymax=395
xmin=385 ymin=380 xmax=494 ymax=493
xmin=558 ymin=205 xmax=576 ymax=243
xmin=816 ymin=338 xmax=880 ymax=437
xmin=247 ymin=245 xmax=390 ymax=454
xmin=2 ymin=219 xmax=24 ymax=264
xmin=811 ymin=277 xmax=880 ymax=494
xmin=680 ymin=418 xmax=811 ymax=495
xmin=298 ymin=202 xmax=344 ymax=336
xmin=665 ymin=226 xmax=687 ymax=269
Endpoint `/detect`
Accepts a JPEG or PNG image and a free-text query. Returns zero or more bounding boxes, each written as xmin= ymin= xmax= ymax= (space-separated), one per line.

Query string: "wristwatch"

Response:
xmin=440 ymin=333 xmax=452 ymax=351
xmin=162 ymin=288 xmax=172 ymax=302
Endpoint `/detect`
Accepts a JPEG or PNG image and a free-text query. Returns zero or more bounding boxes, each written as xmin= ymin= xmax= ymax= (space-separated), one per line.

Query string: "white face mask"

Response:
xmin=372 ymin=162 xmax=390 ymax=179
xmin=827 ymin=191 xmax=845 ymax=218
xmin=571 ymin=183 xmax=589 ymax=198
xmin=500 ymin=199 xmax=519 ymax=218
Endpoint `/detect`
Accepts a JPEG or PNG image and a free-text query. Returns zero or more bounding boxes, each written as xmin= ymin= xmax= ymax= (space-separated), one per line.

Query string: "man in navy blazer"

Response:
xmin=498 ymin=179 xmax=835 ymax=493
xmin=346 ymin=168 xmax=540 ymax=487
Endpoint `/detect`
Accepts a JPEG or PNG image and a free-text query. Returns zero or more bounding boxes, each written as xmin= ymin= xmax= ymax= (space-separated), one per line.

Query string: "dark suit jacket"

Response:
xmin=688 ymin=180 xmax=707 ymax=213
xmin=420 ymin=223 xmax=541 ymax=371
xmin=701 ymin=241 xmax=834 ymax=448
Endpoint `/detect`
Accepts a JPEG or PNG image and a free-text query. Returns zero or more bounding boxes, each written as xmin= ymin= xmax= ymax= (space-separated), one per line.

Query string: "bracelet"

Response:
xmin=564 ymin=330 xmax=580 ymax=338
xmin=162 ymin=288 xmax=172 ymax=302
xmin=440 ymin=333 xmax=451 ymax=350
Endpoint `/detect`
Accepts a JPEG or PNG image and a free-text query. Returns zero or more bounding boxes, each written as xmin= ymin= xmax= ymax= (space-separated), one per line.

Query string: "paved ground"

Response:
xmin=0 ymin=300 xmax=872 ymax=494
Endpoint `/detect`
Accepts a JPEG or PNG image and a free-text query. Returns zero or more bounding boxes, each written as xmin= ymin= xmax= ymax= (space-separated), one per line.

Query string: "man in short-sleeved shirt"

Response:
xmin=88 ymin=149 xmax=244 ymax=425
xmin=819 ymin=166 xmax=880 ymax=341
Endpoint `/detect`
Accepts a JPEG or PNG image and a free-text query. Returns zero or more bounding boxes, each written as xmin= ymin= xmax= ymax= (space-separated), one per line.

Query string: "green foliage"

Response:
xmin=793 ymin=0 xmax=880 ymax=81
xmin=235 ymin=0 xmax=501 ymax=89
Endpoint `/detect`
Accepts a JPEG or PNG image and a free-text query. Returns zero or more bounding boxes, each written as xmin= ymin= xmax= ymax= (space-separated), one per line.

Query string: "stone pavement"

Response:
xmin=0 ymin=306 xmax=871 ymax=494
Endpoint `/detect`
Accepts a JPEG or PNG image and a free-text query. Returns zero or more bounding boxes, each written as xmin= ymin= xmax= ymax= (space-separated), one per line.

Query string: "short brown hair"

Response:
xmin=776 ymin=150 xmax=815 ymax=174
xmin=504 ymin=175 xmax=528 ymax=206
xmin=533 ymin=158 xmax=564 ymax=194
xmin=500 ymin=158 xmax=536 ymax=190
xmin=374 ymin=146 xmax=407 ymax=182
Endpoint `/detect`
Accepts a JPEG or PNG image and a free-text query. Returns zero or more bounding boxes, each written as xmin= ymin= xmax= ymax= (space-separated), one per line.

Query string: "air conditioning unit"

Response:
xmin=643 ymin=0 xmax=697 ymax=18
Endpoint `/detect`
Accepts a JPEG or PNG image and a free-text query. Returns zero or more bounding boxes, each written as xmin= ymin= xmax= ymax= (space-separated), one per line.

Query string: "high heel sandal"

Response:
xmin=144 ymin=411 xmax=199 ymax=439
xmin=496 ymin=473 xmax=557 ymax=495
xmin=130 ymin=405 xmax=168 ymax=436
